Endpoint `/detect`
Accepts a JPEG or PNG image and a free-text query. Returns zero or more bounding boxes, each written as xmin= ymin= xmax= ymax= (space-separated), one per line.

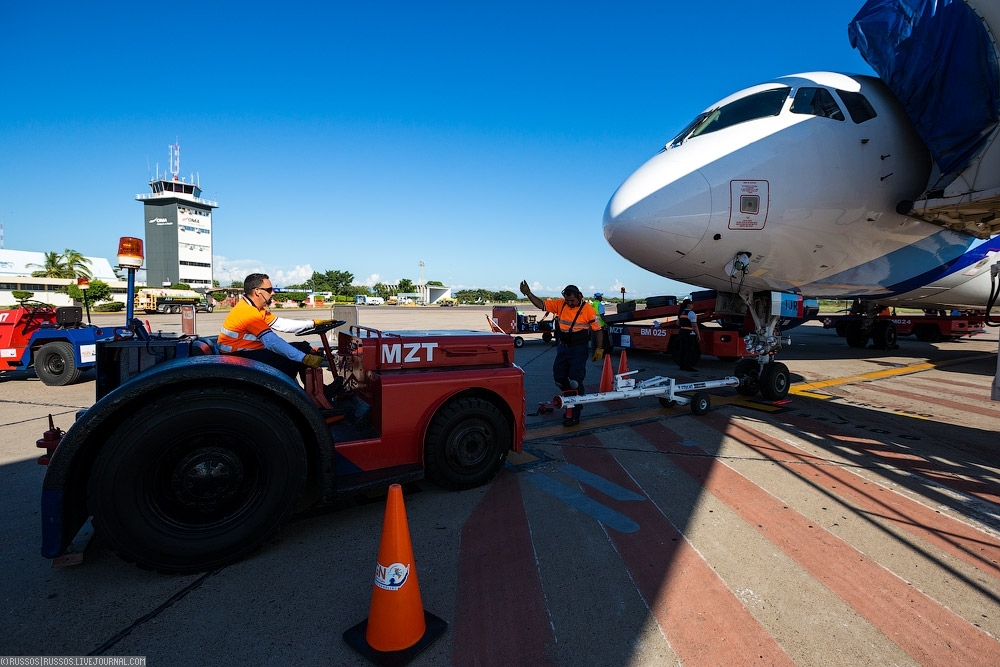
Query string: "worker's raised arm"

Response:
xmin=519 ymin=280 xmax=544 ymax=310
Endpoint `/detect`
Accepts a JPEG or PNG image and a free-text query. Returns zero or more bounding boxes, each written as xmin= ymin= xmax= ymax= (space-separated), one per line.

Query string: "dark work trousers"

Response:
xmin=554 ymin=342 xmax=589 ymax=416
xmin=234 ymin=340 xmax=313 ymax=379
xmin=674 ymin=328 xmax=701 ymax=369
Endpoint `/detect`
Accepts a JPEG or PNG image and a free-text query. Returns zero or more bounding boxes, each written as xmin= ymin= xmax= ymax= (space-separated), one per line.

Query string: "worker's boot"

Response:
xmin=323 ymin=375 xmax=345 ymax=400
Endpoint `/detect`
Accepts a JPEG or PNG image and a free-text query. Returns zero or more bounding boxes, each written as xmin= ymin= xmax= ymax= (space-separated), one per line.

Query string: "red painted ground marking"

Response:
xmin=637 ymin=420 xmax=1000 ymax=666
xmin=564 ymin=439 xmax=794 ymax=666
xmin=770 ymin=410 xmax=1000 ymax=506
xmin=452 ymin=470 xmax=556 ymax=666
xmin=876 ymin=385 xmax=1000 ymax=419
xmin=717 ymin=418 xmax=1000 ymax=577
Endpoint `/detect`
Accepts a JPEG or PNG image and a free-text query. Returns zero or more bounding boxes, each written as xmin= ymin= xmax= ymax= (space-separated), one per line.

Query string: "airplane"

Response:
xmin=602 ymin=0 xmax=1000 ymax=399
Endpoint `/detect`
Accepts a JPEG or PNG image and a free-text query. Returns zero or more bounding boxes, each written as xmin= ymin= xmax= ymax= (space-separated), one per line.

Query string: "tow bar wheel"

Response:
xmin=87 ymin=386 xmax=308 ymax=574
xmin=425 ymin=397 xmax=509 ymax=490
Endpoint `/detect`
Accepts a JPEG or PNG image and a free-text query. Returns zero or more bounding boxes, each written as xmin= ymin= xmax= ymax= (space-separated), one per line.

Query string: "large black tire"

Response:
xmin=35 ymin=341 xmax=82 ymax=386
xmin=513 ymin=336 xmax=525 ymax=348
xmin=425 ymin=397 xmax=509 ymax=490
xmin=759 ymin=362 xmax=790 ymax=401
xmin=871 ymin=321 xmax=898 ymax=350
xmin=734 ymin=358 xmax=760 ymax=396
xmin=845 ymin=323 xmax=870 ymax=348
xmin=87 ymin=386 xmax=308 ymax=573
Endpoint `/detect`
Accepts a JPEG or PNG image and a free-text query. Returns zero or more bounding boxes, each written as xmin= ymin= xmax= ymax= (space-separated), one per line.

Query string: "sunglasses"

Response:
xmin=258 ymin=286 xmax=274 ymax=294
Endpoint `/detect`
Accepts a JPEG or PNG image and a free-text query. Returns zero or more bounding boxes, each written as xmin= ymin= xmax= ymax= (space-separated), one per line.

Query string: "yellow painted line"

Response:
xmin=789 ymin=353 xmax=987 ymax=396
xmin=790 ymin=362 xmax=934 ymax=395
xmin=788 ymin=389 xmax=834 ymax=400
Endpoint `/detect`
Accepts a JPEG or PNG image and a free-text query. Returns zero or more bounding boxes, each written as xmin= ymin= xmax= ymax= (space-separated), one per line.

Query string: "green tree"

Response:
xmin=170 ymin=282 xmax=191 ymax=290
xmin=324 ymin=270 xmax=354 ymax=296
xmin=27 ymin=249 xmax=92 ymax=279
xmin=427 ymin=280 xmax=443 ymax=286
xmin=67 ymin=280 xmax=112 ymax=304
xmin=373 ymin=282 xmax=391 ymax=299
xmin=493 ymin=289 xmax=517 ymax=302
xmin=27 ymin=251 xmax=69 ymax=278
xmin=61 ymin=249 xmax=93 ymax=279
xmin=397 ymin=278 xmax=415 ymax=294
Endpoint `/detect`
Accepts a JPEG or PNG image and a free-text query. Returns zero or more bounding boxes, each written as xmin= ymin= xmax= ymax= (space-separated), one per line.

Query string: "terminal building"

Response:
xmin=0 ymin=249 xmax=124 ymax=307
xmin=135 ymin=144 xmax=218 ymax=291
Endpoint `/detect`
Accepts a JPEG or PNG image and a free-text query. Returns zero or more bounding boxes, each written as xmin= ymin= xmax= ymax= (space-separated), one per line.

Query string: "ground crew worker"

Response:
xmin=674 ymin=298 xmax=701 ymax=371
xmin=219 ymin=273 xmax=343 ymax=396
xmin=520 ymin=280 xmax=604 ymax=426
xmin=591 ymin=292 xmax=613 ymax=355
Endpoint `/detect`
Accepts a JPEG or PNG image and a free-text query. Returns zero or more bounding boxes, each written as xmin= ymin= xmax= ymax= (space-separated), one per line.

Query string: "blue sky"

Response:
xmin=0 ymin=2 xmax=874 ymax=297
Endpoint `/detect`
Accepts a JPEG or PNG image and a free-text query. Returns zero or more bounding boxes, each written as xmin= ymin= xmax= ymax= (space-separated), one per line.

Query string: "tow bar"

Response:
xmin=540 ymin=369 xmax=741 ymax=417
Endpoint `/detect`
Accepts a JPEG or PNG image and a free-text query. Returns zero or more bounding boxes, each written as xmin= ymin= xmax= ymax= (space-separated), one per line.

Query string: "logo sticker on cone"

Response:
xmin=343 ymin=484 xmax=447 ymax=666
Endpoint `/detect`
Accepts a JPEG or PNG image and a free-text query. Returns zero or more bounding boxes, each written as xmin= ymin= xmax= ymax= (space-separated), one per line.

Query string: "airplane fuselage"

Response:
xmin=604 ymin=72 xmax=1000 ymax=310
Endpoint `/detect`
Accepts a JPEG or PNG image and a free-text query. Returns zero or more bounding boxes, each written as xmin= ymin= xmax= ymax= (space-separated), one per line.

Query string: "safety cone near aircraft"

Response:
xmin=618 ymin=349 xmax=629 ymax=377
xmin=598 ymin=354 xmax=615 ymax=393
xmin=343 ymin=483 xmax=447 ymax=666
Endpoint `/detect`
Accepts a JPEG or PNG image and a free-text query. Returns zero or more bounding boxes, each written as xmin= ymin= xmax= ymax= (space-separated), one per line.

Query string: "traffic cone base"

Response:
xmin=343 ymin=611 xmax=448 ymax=667
xmin=343 ymin=484 xmax=448 ymax=666
xmin=598 ymin=354 xmax=614 ymax=393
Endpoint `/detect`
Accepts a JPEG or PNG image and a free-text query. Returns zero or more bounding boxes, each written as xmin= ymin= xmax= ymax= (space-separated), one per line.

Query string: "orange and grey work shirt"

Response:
xmin=218 ymin=296 xmax=312 ymax=354
xmin=543 ymin=298 xmax=601 ymax=346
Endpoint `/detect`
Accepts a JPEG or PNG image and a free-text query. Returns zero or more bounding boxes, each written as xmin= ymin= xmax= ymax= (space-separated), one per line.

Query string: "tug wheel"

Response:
xmin=513 ymin=336 xmax=524 ymax=348
xmin=87 ymin=385 xmax=307 ymax=574
xmin=35 ymin=341 xmax=82 ymax=386
xmin=425 ymin=397 xmax=509 ymax=490
xmin=845 ymin=323 xmax=870 ymax=348
xmin=871 ymin=321 xmax=897 ymax=350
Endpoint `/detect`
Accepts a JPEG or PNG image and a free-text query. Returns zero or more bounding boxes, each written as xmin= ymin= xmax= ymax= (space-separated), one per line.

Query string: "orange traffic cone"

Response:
xmin=343 ymin=484 xmax=447 ymax=666
xmin=618 ymin=349 xmax=629 ymax=376
xmin=598 ymin=353 xmax=614 ymax=393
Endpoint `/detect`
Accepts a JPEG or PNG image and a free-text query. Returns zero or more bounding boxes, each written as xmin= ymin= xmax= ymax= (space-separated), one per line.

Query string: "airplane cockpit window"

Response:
xmin=790 ymin=87 xmax=845 ymax=121
xmin=668 ymin=87 xmax=789 ymax=147
xmin=836 ymin=90 xmax=878 ymax=124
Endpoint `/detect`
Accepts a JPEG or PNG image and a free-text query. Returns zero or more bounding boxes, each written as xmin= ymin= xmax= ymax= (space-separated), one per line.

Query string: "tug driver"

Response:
xmin=219 ymin=273 xmax=342 ymax=396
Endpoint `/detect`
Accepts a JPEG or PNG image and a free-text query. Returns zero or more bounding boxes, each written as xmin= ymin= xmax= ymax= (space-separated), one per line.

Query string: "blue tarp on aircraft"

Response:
xmin=848 ymin=0 xmax=999 ymax=185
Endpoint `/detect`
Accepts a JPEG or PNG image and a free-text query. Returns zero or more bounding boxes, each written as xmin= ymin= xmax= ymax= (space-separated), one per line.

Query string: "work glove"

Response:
xmin=302 ymin=354 xmax=324 ymax=369
xmin=313 ymin=319 xmax=337 ymax=327
xmin=591 ymin=348 xmax=604 ymax=362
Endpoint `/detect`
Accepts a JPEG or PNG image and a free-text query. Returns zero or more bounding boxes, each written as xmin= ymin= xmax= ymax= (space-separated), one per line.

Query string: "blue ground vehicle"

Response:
xmin=0 ymin=301 xmax=120 ymax=386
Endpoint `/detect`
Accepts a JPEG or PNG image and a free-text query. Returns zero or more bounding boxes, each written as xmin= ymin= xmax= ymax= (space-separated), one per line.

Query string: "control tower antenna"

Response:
xmin=169 ymin=142 xmax=180 ymax=181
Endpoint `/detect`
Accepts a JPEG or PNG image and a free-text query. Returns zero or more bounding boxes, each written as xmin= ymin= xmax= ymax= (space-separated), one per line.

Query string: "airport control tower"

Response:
xmin=135 ymin=143 xmax=218 ymax=290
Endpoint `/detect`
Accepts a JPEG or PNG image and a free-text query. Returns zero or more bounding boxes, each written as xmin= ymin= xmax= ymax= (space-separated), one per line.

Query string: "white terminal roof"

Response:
xmin=0 ymin=249 xmax=119 ymax=281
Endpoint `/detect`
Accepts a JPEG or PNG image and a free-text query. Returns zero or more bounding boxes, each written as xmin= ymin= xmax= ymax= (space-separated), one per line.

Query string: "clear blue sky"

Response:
xmin=0 ymin=1 xmax=874 ymax=298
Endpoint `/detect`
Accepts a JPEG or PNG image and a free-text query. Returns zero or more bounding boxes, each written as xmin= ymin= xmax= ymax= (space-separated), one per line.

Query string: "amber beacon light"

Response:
xmin=117 ymin=237 xmax=144 ymax=269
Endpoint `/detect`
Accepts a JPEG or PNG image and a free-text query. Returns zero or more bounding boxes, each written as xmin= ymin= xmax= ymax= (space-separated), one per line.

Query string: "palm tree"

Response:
xmin=27 ymin=251 xmax=70 ymax=278
xmin=26 ymin=249 xmax=92 ymax=279
xmin=61 ymin=249 xmax=93 ymax=279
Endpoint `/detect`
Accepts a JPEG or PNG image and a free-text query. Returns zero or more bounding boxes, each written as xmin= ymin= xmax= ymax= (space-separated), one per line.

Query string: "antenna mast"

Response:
xmin=169 ymin=142 xmax=180 ymax=181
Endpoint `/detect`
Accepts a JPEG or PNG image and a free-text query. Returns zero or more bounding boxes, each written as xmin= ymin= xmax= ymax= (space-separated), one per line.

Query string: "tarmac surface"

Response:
xmin=2 ymin=304 xmax=999 ymax=666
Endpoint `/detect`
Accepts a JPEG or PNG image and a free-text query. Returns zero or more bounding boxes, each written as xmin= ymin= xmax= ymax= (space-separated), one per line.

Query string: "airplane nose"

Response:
xmin=603 ymin=155 xmax=713 ymax=274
